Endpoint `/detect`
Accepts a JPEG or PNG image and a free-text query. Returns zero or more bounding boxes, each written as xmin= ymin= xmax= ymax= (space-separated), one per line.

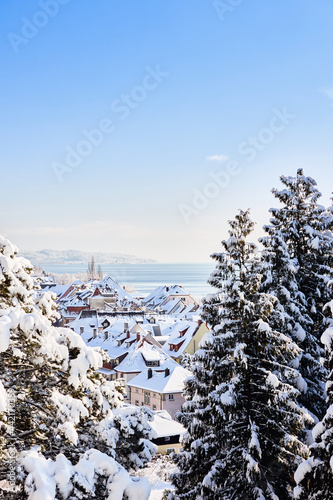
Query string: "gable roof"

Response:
xmin=143 ymin=285 xmax=198 ymax=311
xmin=115 ymin=341 xmax=175 ymax=374
xmin=128 ymin=365 xmax=191 ymax=394
xmin=150 ymin=413 xmax=186 ymax=438
xmin=161 ymin=321 xmax=199 ymax=357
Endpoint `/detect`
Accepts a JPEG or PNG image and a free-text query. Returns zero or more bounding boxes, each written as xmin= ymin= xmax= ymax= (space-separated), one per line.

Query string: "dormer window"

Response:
xmin=179 ymin=327 xmax=189 ymax=337
xmin=146 ymin=360 xmax=159 ymax=367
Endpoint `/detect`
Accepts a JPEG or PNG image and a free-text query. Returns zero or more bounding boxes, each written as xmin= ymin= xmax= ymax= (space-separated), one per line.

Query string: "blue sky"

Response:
xmin=1 ymin=0 xmax=333 ymax=262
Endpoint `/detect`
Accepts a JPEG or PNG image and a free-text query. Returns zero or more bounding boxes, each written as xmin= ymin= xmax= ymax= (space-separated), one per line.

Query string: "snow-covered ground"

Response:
xmin=149 ymin=479 xmax=174 ymax=500
xmin=135 ymin=455 xmax=177 ymax=500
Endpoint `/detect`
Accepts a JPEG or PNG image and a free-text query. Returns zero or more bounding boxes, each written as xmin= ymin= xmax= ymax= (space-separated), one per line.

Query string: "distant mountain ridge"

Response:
xmin=20 ymin=249 xmax=157 ymax=265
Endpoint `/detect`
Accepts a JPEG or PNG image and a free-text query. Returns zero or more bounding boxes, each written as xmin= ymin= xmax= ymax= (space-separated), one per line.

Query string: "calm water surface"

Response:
xmin=42 ymin=263 xmax=217 ymax=298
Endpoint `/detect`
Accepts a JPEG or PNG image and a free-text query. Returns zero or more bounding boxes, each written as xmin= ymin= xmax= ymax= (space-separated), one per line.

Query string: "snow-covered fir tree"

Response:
xmin=259 ymin=213 xmax=318 ymax=427
xmin=0 ymin=236 xmax=156 ymax=499
xmin=294 ymin=301 xmax=333 ymax=499
xmin=260 ymin=169 xmax=333 ymax=421
xmin=179 ymin=352 xmax=193 ymax=371
xmin=167 ymin=210 xmax=308 ymax=500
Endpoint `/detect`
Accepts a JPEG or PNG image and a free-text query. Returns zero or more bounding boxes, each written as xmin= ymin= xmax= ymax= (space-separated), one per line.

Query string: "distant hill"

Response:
xmin=20 ymin=249 xmax=157 ymax=266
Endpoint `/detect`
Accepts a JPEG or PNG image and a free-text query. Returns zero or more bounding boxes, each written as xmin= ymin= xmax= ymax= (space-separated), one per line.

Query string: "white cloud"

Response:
xmin=206 ymin=154 xmax=229 ymax=162
xmin=319 ymin=87 xmax=333 ymax=100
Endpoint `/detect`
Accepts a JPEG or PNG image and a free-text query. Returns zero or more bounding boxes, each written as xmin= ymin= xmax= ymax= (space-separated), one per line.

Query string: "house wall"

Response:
xmin=163 ymin=393 xmax=185 ymax=419
xmin=67 ymin=306 xmax=89 ymax=315
xmin=130 ymin=324 xmax=146 ymax=335
xmin=89 ymin=297 xmax=111 ymax=310
xmin=166 ymin=295 xmax=196 ymax=307
xmin=128 ymin=388 xmax=185 ymax=419
xmin=64 ymin=317 xmax=77 ymax=325
xmin=129 ymin=388 xmax=163 ymax=411
xmin=156 ymin=442 xmax=183 ymax=455
xmin=90 ymin=297 xmax=117 ymax=311
xmin=185 ymin=323 xmax=209 ymax=355
xmin=125 ymin=372 xmax=140 ymax=384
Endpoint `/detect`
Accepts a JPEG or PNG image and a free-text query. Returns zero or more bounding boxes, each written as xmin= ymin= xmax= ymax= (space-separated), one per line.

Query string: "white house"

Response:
xmin=127 ymin=364 xmax=191 ymax=419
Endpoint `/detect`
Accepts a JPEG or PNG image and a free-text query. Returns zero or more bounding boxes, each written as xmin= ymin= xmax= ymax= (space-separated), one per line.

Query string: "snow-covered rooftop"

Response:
xmin=128 ymin=365 xmax=191 ymax=394
xmin=143 ymin=285 xmax=199 ymax=311
xmin=115 ymin=342 xmax=174 ymax=374
xmin=150 ymin=413 xmax=185 ymax=438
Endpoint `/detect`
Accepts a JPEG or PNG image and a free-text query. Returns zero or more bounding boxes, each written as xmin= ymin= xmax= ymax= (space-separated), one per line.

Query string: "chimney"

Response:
xmin=104 ymin=330 xmax=108 ymax=341
xmin=124 ymin=322 xmax=129 ymax=330
xmin=165 ymin=367 xmax=170 ymax=378
xmin=148 ymin=368 xmax=153 ymax=379
xmin=126 ymin=331 xmax=130 ymax=339
xmin=136 ymin=333 xmax=141 ymax=342
xmin=198 ymin=319 xmax=203 ymax=327
xmin=93 ymin=328 xmax=97 ymax=338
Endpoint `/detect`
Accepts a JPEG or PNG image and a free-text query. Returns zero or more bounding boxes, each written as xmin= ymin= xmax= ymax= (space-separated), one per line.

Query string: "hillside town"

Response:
xmin=1 ymin=169 xmax=333 ymax=499
xmin=35 ymin=273 xmax=209 ymax=456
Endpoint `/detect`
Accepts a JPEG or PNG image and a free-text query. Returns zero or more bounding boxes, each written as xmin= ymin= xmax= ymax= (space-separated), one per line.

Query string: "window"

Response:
xmin=153 ymin=393 xmax=156 ymax=397
xmin=169 ymin=394 xmax=174 ymax=401
xmin=166 ymin=448 xmax=176 ymax=455
xmin=80 ymin=326 xmax=84 ymax=334
xmin=152 ymin=325 xmax=161 ymax=336
xmin=136 ymin=389 xmax=139 ymax=393
xmin=147 ymin=361 xmax=159 ymax=367
xmin=144 ymin=392 xmax=150 ymax=405
xmin=135 ymin=400 xmax=139 ymax=406
xmin=165 ymin=436 xmax=170 ymax=442
xmin=152 ymin=404 xmax=157 ymax=411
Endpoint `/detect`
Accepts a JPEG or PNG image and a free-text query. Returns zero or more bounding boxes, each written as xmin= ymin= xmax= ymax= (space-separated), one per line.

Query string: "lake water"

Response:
xmin=42 ymin=263 xmax=217 ymax=298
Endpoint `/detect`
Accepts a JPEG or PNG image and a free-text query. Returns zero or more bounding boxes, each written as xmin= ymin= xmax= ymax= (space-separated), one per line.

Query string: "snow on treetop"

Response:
xmin=266 ymin=372 xmax=279 ymax=388
xmin=20 ymin=447 xmax=151 ymax=500
xmin=324 ymin=300 xmax=333 ymax=317
xmin=0 ymin=316 xmax=11 ymax=353
xmin=294 ymin=457 xmax=321 ymax=496
xmin=256 ymin=319 xmax=270 ymax=332
xmin=321 ymin=327 xmax=333 ymax=350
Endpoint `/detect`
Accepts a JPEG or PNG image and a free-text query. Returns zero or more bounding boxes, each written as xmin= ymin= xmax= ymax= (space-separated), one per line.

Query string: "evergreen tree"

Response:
xmin=260 ymin=169 xmax=333 ymax=420
xmin=0 ymin=236 xmax=155 ymax=499
xmin=168 ymin=210 xmax=308 ymax=500
xmin=179 ymin=351 xmax=193 ymax=371
xmin=294 ymin=302 xmax=333 ymax=499
xmin=259 ymin=217 xmax=319 ymax=424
